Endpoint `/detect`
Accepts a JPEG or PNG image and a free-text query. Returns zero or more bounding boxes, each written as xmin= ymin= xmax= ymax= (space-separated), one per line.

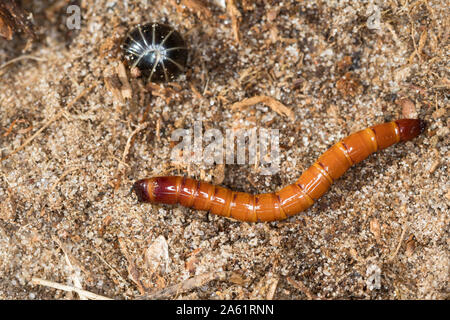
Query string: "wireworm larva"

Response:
xmin=132 ymin=119 xmax=426 ymax=222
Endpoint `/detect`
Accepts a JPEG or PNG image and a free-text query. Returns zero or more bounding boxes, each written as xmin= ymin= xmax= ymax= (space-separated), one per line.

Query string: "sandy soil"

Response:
xmin=0 ymin=0 xmax=448 ymax=299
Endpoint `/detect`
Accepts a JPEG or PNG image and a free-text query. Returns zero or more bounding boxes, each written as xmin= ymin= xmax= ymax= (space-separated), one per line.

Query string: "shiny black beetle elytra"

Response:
xmin=122 ymin=23 xmax=188 ymax=83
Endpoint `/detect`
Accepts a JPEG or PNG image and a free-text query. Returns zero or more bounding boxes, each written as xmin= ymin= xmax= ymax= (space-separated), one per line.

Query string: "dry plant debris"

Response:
xmin=226 ymin=0 xmax=242 ymax=44
xmin=31 ymin=277 xmax=113 ymax=300
xmin=230 ymin=95 xmax=295 ymax=121
xmin=143 ymin=271 xmax=232 ymax=300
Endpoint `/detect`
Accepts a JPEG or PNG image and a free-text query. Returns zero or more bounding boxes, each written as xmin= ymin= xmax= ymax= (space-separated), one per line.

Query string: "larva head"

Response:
xmin=132 ymin=176 xmax=181 ymax=204
xmin=132 ymin=179 xmax=153 ymax=203
xmin=395 ymin=119 xmax=427 ymax=141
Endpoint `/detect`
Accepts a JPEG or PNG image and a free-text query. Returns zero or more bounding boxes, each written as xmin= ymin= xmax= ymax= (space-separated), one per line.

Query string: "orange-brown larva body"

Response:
xmin=133 ymin=119 xmax=426 ymax=222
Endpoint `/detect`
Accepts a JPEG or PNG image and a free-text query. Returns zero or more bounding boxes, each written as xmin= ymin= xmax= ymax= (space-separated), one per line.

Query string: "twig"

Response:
xmin=388 ymin=224 xmax=408 ymax=262
xmin=286 ymin=277 xmax=318 ymax=300
xmin=31 ymin=277 xmax=113 ymax=300
xmin=265 ymin=277 xmax=279 ymax=300
xmin=121 ymin=123 xmax=149 ymax=164
xmin=230 ymin=95 xmax=295 ymax=121
xmin=142 ymin=271 xmax=230 ymax=300
xmin=90 ymin=250 xmax=128 ymax=284
xmin=0 ymin=55 xmax=46 ymax=70
xmin=226 ymin=0 xmax=241 ymax=44
xmin=47 ymin=167 xmax=81 ymax=201
xmin=113 ymin=122 xmax=148 ymax=191
xmin=118 ymin=237 xmax=146 ymax=295
xmin=2 ymin=118 xmax=30 ymax=137
xmin=52 ymin=235 xmax=90 ymax=300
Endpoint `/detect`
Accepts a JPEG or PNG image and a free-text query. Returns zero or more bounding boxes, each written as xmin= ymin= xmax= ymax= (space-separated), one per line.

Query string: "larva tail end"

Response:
xmin=395 ymin=119 xmax=427 ymax=141
xmin=132 ymin=179 xmax=152 ymax=203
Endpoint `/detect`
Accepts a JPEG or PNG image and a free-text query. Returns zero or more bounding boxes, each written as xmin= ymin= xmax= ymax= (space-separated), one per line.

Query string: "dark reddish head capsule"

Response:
xmin=395 ymin=119 xmax=427 ymax=141
xmin=132 ymin=177 xmax=181 ymax=205
xmin=132 ymin=179 xmax=152 ymax=203
xmin=122 ymin=23 xmax=188 ymax=82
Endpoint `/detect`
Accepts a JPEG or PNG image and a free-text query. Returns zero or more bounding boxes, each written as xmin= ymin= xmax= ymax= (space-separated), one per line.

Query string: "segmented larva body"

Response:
xmin=133 ymin=119 xmax=426 ymax=222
